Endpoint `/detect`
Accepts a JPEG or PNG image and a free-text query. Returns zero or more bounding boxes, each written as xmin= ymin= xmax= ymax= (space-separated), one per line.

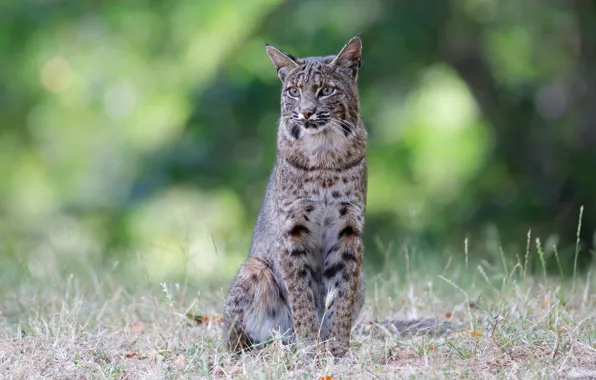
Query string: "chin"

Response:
xmin=303 ymin=126 xmax=326 ymax=135
xmin=301 ymin=120 xmax=329 ymax=135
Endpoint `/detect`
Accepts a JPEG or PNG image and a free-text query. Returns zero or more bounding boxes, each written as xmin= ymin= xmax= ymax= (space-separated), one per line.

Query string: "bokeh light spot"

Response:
xmin=103 ymin=82 xmax=138 ymax=120
xmin=41 ymin=57 xmax=72 ymax=93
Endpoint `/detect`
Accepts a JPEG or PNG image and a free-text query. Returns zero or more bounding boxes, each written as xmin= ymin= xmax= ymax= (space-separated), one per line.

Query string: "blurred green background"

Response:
xmin=1 ymin=0 xmax=595 ymax=286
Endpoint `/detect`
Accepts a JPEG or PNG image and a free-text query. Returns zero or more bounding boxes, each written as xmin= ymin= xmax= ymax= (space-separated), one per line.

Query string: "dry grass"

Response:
xmin=1 ymin=255 xmax=596 ymax=379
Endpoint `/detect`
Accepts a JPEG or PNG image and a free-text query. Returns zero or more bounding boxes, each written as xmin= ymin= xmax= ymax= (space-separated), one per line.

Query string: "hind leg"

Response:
xmin=223 ymin=256 xmax=292 ymax=352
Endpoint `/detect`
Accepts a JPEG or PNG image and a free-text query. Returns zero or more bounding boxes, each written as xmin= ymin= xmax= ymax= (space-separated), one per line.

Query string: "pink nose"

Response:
xmin=299 ymin=110 xmax=314 ymax=120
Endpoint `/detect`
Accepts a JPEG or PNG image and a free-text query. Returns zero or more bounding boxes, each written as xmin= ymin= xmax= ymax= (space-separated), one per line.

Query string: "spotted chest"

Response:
xmin=276 ymin=160 xmax=366 ymax=257
xmin=278 ymin=160 xmax=365 ymax=202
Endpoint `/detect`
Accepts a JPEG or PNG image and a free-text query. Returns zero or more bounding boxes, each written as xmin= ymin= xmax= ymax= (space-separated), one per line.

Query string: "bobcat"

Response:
xmin=223 ymin=37 xmax=367 ymax=358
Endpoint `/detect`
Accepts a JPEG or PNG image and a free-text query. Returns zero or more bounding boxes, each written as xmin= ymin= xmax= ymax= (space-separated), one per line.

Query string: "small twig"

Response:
xmin=575 ymin=339 xmax=596 ymax=353
xmin=490 ymin=315 xmax=510 ymax=359
xmin=489 ymin=315 xmax=501 ymax=340
xmin=366 ymin=366 xmax=381 ymax=379
xmin=551 ymin=337 xmax=560 ymax=359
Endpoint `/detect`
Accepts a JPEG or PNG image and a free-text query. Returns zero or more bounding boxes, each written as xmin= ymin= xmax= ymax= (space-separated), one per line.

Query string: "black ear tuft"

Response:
xmin=283 ymin=51 xmax=298 ymax=62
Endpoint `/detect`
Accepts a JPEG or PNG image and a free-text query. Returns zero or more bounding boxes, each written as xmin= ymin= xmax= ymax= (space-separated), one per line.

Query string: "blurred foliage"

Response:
xmin=1 ymin=0 xmax=595 ymax=284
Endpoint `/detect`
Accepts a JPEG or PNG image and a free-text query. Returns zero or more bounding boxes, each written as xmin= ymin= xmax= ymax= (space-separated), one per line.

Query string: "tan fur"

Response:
xmin=240 ymin=257 xmax=278 ymax=307
xmin=224 ymin=37 xmax=367 ymax=357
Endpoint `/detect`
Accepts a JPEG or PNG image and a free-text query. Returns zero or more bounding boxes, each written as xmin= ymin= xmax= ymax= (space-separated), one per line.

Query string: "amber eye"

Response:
xmin=287 ymin=87 xmax=300 ymax=97
xmin=320 ymin=86 xmax=335 ymax=97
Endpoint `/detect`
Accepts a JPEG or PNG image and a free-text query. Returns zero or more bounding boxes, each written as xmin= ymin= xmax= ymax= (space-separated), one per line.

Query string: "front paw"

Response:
xmin=324 ymin=340 xmax=349 ymax=357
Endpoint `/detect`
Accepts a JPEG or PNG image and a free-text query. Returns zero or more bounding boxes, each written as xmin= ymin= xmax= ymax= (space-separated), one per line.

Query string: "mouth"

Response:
xmin=301 ymin=120 xmax=328 ymax=134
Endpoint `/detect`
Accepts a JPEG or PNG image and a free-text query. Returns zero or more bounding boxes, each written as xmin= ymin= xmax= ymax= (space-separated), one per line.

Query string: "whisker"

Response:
xmin=327 ymin=119 xmax=347 ymax=137
xmin=331 ymin=118 xmax=354 ymax=137
xmin=333 ymin=118 xmax=357 ymax=128
xmin=323 ymin=119 xmax=340 ymax=133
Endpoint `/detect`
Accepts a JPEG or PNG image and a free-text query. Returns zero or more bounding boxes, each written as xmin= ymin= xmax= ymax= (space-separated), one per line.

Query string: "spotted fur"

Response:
xmin=224 ymin=37 xmax=367 ymax=358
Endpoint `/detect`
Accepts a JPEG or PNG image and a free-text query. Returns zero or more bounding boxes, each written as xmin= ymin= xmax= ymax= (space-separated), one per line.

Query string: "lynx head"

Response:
xmin=266 ymin=37 xmax=364 ymax=141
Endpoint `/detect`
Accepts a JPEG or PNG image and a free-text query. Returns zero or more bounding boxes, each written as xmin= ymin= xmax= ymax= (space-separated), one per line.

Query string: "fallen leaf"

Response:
xmin=445 ymin=312 xmax=452 ymax=319
xmin=467 ymin=329 xmax=483 ymax=337
xmin=320 ymin=376 xmax=332 ymax=380
xmin=187 ymin=314 xmax=224 ymax=325
xmin=131 ymin=322 xmax=145 ymax=333
xmin=214 ymin=369 xmax=225 ymax=377
xmin=429 ymin=346 xmax=437 ymax=351
xmin=172 ymin=355 xmax=185 ymax=367
xmin=125 ymin=352 xmax=140 ymax=359
xmin=491 ymin=359 xmax=512 ymax=366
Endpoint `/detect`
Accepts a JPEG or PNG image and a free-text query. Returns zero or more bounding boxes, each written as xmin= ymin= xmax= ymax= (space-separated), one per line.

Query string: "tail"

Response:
xmin=355 ymin=318 xmax=456 ymax=337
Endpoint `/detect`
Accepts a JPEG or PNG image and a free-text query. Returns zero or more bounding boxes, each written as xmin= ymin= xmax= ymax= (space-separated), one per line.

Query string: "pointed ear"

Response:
xmin=331 ymin=36 xmax=362 ymax=76
xmin=266 ymin=44 xmax=298 ymax=81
